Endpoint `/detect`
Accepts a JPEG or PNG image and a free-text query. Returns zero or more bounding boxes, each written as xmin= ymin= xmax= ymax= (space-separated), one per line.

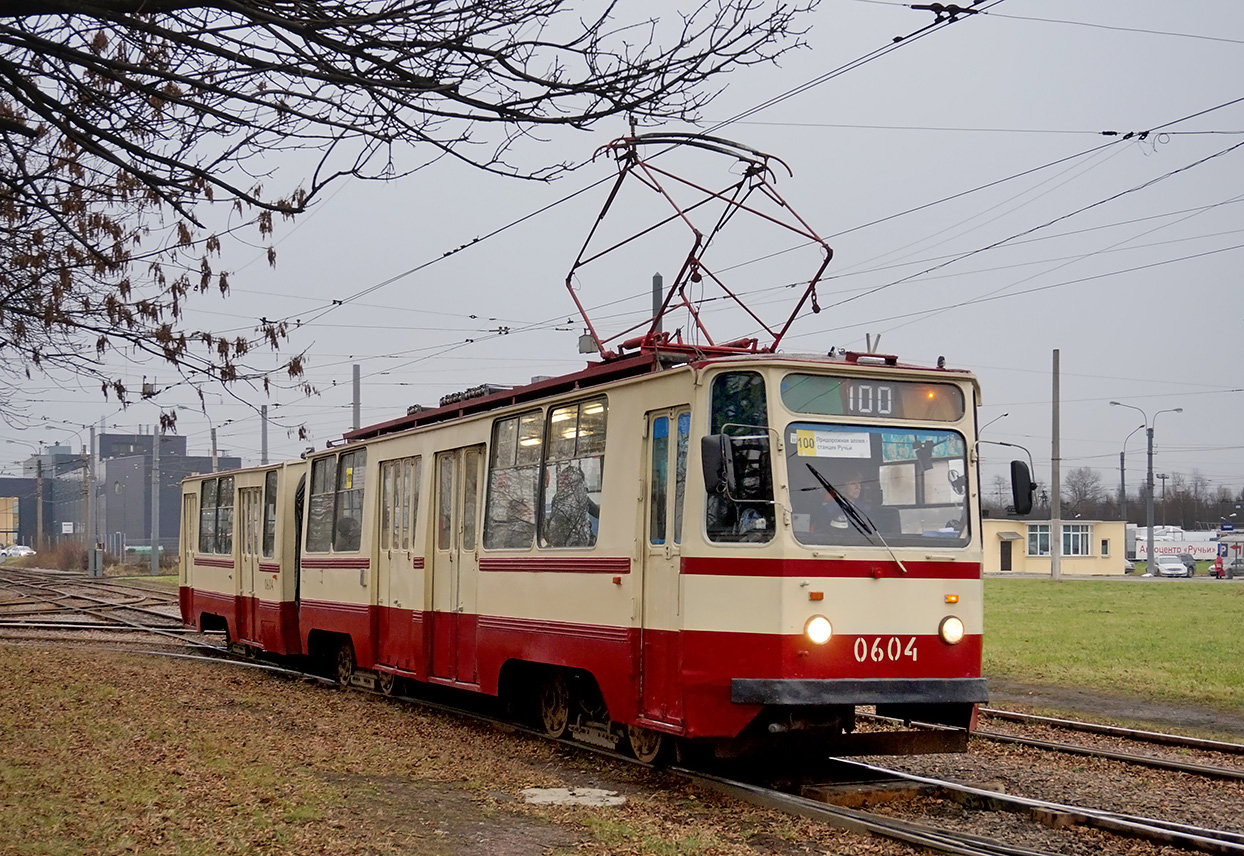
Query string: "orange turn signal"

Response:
xmin=945 ymin=594 xmax=959 ymax=604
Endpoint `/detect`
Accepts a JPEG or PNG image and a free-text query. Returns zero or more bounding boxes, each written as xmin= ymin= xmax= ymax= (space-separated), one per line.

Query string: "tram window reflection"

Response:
xmin=539 ymin=398 xmax=607 ymax=549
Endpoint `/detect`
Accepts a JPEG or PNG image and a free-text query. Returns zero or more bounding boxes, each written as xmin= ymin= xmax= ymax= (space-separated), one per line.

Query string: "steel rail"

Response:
xmin=685 ymin=769 xmax=1063 ymax=856
xmin=837 ymin=759 xmax=1244 ymax=855
xmin=982 ymin=708 xmax=1244 ymax=756
xmin=0 ymin=575 xmax=218 ymax=653
xmin=972 ymin=727 xmax=1244 ymax=781
xmin=864 ymin=710 xmax=1244 ymax=780
xmin=0 ymin=574 xmax=181 ymax=624
xmin=0 ymin=620 xmax=198 ymax=633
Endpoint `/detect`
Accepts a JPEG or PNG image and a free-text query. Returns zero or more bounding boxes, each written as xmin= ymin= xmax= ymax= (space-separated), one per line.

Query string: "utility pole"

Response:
xmin=35 ymin=458 xmax=44 ymax=552
xmin=88 ymin=426 xmax=100 ymax=576
xmin=261 ymin=404 xmax=269 ymax=466
xmin=1157 ymin=473 xmax=1169 ymax=526
xmin=210 ymin=427 xmax=219 ymax=473
xmin=352 ymin=364 xmax=361 ymax=431
xmin=652 ymin=272 xmax=663 ymax=335
xmin=150 ymin=427 xmax=160 ymax=576
xmin=1050 ymin=349 xmax=1061 ymax=581
xmin=80 ymin=443 xmax=88 ymax=544
xmin=1119 ymin=451 xmax=1127 ymax=520
xmin=1145 ymin=426 xmax=1155 ymax=574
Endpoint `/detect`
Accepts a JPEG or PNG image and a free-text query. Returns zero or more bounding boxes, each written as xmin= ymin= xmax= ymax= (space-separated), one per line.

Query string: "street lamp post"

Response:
xmin=1157 ymin=473 xmax=1169 ymax=525
xmin=1119 ymin=423 xmax=1144 ymax=520
xmin=1110 ymin=402 xmax=1183 ymax=576
xmin=176 ymin=406 xmax=218 ymax=473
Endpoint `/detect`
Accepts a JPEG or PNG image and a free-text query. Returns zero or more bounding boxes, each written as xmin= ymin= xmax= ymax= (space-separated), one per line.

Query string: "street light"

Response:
xmin=1109 ymin=402 xmax=1183 ymax=576
xmin=176 ymin=406 xmax=218 ymax=472
xmin=1119 ymin=423 xmax=1144 ymax=520
xmin=980 ymin=412 xmax=1009 ymax=435
xmin=5 ymin=438 xmax=43 ymax=474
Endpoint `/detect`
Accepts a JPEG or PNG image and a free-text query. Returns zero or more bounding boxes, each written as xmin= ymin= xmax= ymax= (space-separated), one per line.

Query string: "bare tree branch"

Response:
xmin=0 ymin=0 xmax=814 ymax=417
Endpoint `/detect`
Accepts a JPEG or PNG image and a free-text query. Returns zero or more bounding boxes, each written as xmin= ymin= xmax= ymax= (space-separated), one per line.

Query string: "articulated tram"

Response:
xmin=180 ymin=345 xmax=1031 ymax=761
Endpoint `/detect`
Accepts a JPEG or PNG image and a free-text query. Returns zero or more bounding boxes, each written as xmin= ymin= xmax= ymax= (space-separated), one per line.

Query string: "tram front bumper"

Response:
xmin=731 ymin=677 xmax=988 ymax=706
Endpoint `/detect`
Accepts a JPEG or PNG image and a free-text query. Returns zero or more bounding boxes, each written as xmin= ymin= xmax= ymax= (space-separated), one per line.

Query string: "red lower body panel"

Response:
xmin=180 ymin=587 xmax=981 ymax=740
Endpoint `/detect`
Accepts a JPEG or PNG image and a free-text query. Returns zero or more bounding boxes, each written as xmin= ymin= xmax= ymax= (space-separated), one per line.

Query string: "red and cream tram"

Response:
xmin=179 ymin=134 xmax=1032 ymax=761
xmin=180 ymin=345 xmax=1032 ymax=761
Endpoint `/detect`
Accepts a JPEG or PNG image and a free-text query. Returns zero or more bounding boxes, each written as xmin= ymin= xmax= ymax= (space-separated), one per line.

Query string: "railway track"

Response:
xmin=981 ymin=708 xmax=1244 ymax=757
xmin=0 ymin=569 xmax=216 ymax=653
xmin=861 ymin=709 xmax=1244 ymax=784
xmin=2 ymin=569 xmax=1240 ymax=856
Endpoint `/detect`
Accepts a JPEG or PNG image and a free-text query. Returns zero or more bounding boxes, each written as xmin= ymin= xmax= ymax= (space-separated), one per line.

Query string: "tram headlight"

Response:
xmin=805 ymin=615 xmax=832 ymax=645
xmin=939 ymin=615 xmax=966 ymax=645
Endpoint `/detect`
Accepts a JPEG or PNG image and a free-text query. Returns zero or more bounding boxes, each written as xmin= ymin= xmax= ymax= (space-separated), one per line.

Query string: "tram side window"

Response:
xmin=674 ymin=411 xmax=690 ymax=543
xmin=380 ymin=456 xmax=422 ymax=551
xmin=484 ymin=410 xmax=542 ymax=549
xmin=198 ymin=479 xmax=218 ymax=553
xmin=333 ymin=450 xmax=366 ymax=552
xmin=649 ymin=411 xmax=690 ymax=546
xmin=216 ymin=477 xmax=235 ymax=554
xmin=305 ymin=450 xmax=368 ymax=553
xmin=197 ymin=477 xmax=235 ymax=554
xmin=706 ymin=371 xmax=775 ymax=543
xmin=262 ymin=470 xmax=278 ymax=558
xmin=306 ymin=456 xmax=337 ymax=553
xmin=540 ymin=397 xmax=607 ymax=548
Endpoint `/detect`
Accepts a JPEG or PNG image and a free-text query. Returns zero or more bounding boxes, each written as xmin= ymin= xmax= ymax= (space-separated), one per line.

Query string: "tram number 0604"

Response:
xmin=854 ymin=636 xmax=917 ymax=663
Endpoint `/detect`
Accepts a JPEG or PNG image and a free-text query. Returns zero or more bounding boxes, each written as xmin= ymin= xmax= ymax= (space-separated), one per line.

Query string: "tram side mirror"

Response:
xmin=701 ymin=434 xmax=738 ymax=497
xmin=1010 ymin=460 xmax=1035 ymax=516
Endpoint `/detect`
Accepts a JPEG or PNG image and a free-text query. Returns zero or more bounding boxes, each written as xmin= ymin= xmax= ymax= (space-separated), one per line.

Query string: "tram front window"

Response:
xmin=786 ymin=423 xmax=969 ymax=548
xmin=705 ymin=370 xmax=775 ymax=543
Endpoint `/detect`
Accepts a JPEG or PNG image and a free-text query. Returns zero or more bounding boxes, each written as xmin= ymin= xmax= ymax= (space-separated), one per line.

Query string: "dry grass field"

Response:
xmin=0 ymin=647 xmax=905 ymax=856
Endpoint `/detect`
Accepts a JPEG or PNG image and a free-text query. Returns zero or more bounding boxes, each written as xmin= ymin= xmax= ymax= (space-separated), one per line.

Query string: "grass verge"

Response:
xmin=984 ymin=578 xmax=1244 ymax=712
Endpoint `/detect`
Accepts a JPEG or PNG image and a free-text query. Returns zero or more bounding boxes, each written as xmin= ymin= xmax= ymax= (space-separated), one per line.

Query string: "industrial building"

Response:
xmin=0 ymin=433 xmax=239 ymax=558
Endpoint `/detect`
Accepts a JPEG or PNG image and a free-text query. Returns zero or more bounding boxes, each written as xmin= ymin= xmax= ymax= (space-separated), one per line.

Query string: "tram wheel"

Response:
xmin=538 ymin=670 xmax=571 ymax=738
xmin=626 ymin=725 xmax=667 ymax=765
xmin=334 ymin=639 xmax=356 ymax=688
xmin=378 ymin=671 xmax=397 ymax=697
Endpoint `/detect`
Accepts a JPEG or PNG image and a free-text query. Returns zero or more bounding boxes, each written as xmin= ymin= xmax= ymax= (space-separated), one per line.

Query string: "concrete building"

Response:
xmin=983 ymin=517 xmax=1129 ymax=575
xmin=2 ymin=433 xmax=239 ymax=556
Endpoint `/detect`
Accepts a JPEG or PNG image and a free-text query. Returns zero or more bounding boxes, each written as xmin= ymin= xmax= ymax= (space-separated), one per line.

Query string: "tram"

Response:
xmin=177 ymin=135 xmax=1033 ymax=761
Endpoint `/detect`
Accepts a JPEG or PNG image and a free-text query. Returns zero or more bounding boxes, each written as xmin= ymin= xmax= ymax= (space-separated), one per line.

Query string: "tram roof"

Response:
xmin=342 ymin=346 xmax=971 ymax=444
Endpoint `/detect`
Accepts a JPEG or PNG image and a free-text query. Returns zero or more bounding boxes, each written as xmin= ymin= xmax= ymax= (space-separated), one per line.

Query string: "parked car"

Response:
xmin=1179 ymin=553 xmax=1197 ymax=575
xmin=1155 ymin=555 xmax=1192 ymax=578
xmin=3 ymin=545 xmax=35 ymax=558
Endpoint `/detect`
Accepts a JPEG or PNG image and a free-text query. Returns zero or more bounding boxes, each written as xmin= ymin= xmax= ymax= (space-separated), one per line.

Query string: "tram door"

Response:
xmin=238 ymin=487 xmax=263 ymax=644
xmin=377 ymin=456 xmax=422 ymax=672
xmin=180 ymin=493 xmax=197 ymax=590
xmin=639 ymin=408 xmax=690 ymax=725
xmin=430 ymin=446 xmax=484 ymax=684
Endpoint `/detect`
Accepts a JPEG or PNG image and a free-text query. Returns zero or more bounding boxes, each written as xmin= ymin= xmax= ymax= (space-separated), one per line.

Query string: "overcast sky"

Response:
xmin=5 ymin=0 xmax=1242 ymax=512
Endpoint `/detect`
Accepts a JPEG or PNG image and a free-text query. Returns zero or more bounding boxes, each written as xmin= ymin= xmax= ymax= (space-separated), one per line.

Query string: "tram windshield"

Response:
xmin=785 ymin=422 xmax=970 ymax=548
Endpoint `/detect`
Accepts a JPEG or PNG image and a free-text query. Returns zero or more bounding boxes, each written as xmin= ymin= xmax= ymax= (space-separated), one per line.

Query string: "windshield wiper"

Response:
xmin=805 ymin=462 xmax=910 ymax=575
xmin=805 ymin=463 xmax=875 ymax=538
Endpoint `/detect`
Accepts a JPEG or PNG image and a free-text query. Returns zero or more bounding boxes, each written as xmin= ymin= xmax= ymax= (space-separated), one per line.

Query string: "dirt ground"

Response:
xmin=0 ymin=646 xmax=930 ymax=856
xmin=2 ymin=641 xmax=1240 ymax=856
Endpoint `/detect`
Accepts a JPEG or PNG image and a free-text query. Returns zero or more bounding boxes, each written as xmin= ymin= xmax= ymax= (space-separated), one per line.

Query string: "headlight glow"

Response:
xmin=805 ymin=615 xmax=832 ymax=645
xmin=939 ymin=615 xmax=966 ymax=645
